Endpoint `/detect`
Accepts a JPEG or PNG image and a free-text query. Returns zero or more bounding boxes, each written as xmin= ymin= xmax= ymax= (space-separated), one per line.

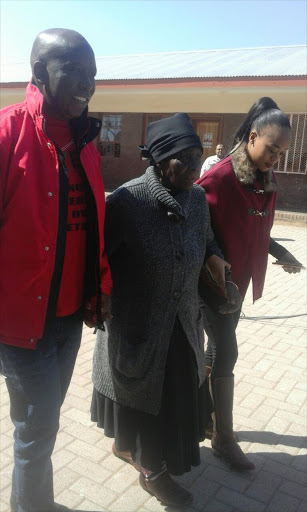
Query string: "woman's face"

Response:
xmin=247 ymin=124 xmax=292 ymax=172
xmin=162 ymin=147 xmax=202 ymax=191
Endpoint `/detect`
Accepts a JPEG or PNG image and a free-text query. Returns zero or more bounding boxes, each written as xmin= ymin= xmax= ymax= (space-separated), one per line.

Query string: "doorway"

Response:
xmin=193 ymin=118 xmax=222 ymax=163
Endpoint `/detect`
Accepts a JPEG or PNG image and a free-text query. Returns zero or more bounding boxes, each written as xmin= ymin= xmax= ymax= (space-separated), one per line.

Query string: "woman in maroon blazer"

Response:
xmin=197 ymin=97 xmax=302 ymax=471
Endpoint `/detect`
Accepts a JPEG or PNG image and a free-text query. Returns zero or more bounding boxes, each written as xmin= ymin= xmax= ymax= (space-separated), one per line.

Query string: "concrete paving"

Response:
xmin=1 ymin=220 xmax=306 ymax=512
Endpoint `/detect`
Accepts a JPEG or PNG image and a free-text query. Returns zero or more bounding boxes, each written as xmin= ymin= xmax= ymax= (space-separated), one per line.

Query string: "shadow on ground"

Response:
xmin=166 ymin=442 xmax=307 ymax=512
xmin=237 ymin=430 xmax=307 ymax=448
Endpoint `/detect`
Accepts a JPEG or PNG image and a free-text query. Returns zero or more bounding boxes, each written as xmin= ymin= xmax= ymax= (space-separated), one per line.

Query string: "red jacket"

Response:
xmin=197 ymin=156 xmax=276 ymax=302
xmin=0 ymin=83 xmax=112 ymax=348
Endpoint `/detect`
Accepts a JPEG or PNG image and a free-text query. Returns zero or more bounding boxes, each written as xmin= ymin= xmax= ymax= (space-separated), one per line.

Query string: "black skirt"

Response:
xmin=91 ymin=317 xmax=212 ymax=475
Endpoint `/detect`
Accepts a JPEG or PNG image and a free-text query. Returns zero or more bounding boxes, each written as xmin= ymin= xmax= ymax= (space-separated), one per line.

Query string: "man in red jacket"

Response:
xmin=0 ymin=28 xmax=112 ymax=512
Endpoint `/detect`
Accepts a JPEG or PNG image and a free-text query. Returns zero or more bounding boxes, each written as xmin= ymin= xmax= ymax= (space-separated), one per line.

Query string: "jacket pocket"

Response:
xmin=115 ymin=331 xmax=154 ymax=379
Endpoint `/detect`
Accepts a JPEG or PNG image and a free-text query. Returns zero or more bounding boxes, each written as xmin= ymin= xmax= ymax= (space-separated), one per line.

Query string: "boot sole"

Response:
xmin=139 ymin=474 xmax=193 ymax=507
xmin=211 ymin=448 xmax=255 ymax=471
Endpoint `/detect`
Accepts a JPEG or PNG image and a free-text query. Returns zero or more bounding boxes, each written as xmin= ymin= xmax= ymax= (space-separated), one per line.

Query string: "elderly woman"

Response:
xmin=91 ymin=113 xmax=229 ymax=506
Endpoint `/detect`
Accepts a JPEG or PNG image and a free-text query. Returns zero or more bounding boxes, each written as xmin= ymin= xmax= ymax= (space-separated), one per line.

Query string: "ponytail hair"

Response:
xmin=231 ymin=97 xmax=291 ymax=151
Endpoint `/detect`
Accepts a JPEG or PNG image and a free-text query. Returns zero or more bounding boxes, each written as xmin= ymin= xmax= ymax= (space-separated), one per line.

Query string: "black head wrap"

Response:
xmin=139 ymin=113 xmax=203 ymax=163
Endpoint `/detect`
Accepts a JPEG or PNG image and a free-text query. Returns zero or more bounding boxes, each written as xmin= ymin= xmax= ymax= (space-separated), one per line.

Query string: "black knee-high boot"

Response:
xmin=210 ymin=376 xmax=255 ymax=470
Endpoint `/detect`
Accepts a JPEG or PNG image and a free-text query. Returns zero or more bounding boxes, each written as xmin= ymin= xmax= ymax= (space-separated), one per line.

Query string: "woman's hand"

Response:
xmin=282 ymin=265 xmax=302 ymax=274
xmin=274 ymin=251 xmax=304 ymax=274
xmin=206 ymin=254 xmax=231 ymax=292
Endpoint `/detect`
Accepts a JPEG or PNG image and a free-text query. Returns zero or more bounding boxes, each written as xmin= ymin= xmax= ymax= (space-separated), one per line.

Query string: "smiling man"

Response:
xmin=0 ymin=29 xmax=112 ymax=512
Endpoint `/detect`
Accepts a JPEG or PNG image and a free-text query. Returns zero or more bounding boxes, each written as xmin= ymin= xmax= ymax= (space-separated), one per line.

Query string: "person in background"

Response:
xmin=0 ymin=28 xmax=112 ymax=512
xmin=197 ymin=97 xmax=302 ymax=472
xmin=91 ymin=113 xmax=230 ymax=507
xmin=200 ymin=143 xmax=225 ymax=176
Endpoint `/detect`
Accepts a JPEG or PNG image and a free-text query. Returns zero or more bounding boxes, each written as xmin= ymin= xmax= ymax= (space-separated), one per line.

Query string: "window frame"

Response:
xmin=274 ymin=113 xmax=306 ymax=175
xmin=98 ymin=114 xmax=122 ymax=158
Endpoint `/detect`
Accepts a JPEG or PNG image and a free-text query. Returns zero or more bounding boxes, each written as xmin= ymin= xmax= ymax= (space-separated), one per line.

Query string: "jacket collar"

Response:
xmin=25 ymin=82 xmax=45 ymax=127
xmin=25 ymin=81 xmax=101 ymax=144
xmin=145 ymin=166 xmax=191 ymax=220
xmin=231 ymin=142 xmax=277 ymax=192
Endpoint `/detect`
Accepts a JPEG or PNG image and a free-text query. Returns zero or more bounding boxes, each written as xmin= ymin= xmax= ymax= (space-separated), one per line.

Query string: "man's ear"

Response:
xmin=32 ymin=61 xmax=48 ymax=85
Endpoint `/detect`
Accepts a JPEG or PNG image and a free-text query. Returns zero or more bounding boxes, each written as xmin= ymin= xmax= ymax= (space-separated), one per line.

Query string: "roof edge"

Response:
xmin=2 ymin=76 xmax=306 ymax=88
xmin=95 ymin=44 xmax=307 ymax=59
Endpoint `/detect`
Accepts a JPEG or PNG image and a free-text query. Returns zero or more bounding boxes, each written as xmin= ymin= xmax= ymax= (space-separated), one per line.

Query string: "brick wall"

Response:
xmin=97 ymin=113 xmax=146 ymax=191
xmin=92 ymin=111 xmax=306 ymax=212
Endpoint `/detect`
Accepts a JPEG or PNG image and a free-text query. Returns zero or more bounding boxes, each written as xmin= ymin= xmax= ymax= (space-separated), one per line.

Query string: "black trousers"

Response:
xmin=200 ymin=300 xmax=241 ymax=380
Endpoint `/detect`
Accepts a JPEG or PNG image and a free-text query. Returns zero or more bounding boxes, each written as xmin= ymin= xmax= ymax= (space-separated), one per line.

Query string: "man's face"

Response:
xmin=216 ymin=144 xmax=225 ymax=158
xmin=44 ymin=43 xmax=96 ymax=120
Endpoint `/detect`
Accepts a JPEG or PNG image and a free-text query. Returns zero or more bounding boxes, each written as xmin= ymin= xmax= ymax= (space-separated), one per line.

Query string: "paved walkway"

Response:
xmin=1 ymin=220 xmax=306 ymax=512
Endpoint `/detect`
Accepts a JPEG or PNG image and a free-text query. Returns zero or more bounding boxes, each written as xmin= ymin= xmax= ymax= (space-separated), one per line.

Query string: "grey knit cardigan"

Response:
xmin=92 ymin=167 xmax=222 ymax=415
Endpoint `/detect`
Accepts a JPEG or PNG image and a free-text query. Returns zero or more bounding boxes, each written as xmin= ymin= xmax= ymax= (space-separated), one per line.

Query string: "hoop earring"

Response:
xmin=160 ymin=169 xmax=164 ymax=177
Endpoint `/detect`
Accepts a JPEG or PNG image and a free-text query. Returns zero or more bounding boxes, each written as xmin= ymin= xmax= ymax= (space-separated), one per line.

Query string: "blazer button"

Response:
xmin=173 ymin=291 xmax=181 ymax=300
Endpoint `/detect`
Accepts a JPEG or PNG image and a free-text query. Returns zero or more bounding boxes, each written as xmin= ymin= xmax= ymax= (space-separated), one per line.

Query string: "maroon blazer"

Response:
xmin=197 ymin=156 xmax=276 ymax=302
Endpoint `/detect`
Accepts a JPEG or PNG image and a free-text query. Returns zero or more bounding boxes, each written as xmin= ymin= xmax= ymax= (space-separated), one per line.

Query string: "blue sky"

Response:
xmin=0 ymin=0 xmax=306 ymax=64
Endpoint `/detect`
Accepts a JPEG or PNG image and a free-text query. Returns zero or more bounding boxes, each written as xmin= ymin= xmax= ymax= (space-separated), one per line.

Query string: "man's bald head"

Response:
xmin=30 ymin=28 xmax=96 ymax=120
xmin=30 ymin=28 xmax=92 ymax=70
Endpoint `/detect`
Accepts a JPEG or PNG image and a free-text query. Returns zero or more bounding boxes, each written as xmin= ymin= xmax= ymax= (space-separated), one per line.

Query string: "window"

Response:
xmin=275 ymin=113 xmax=306 ymax=174
xmin=99 ymin=115 xmax=122 ymax=157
